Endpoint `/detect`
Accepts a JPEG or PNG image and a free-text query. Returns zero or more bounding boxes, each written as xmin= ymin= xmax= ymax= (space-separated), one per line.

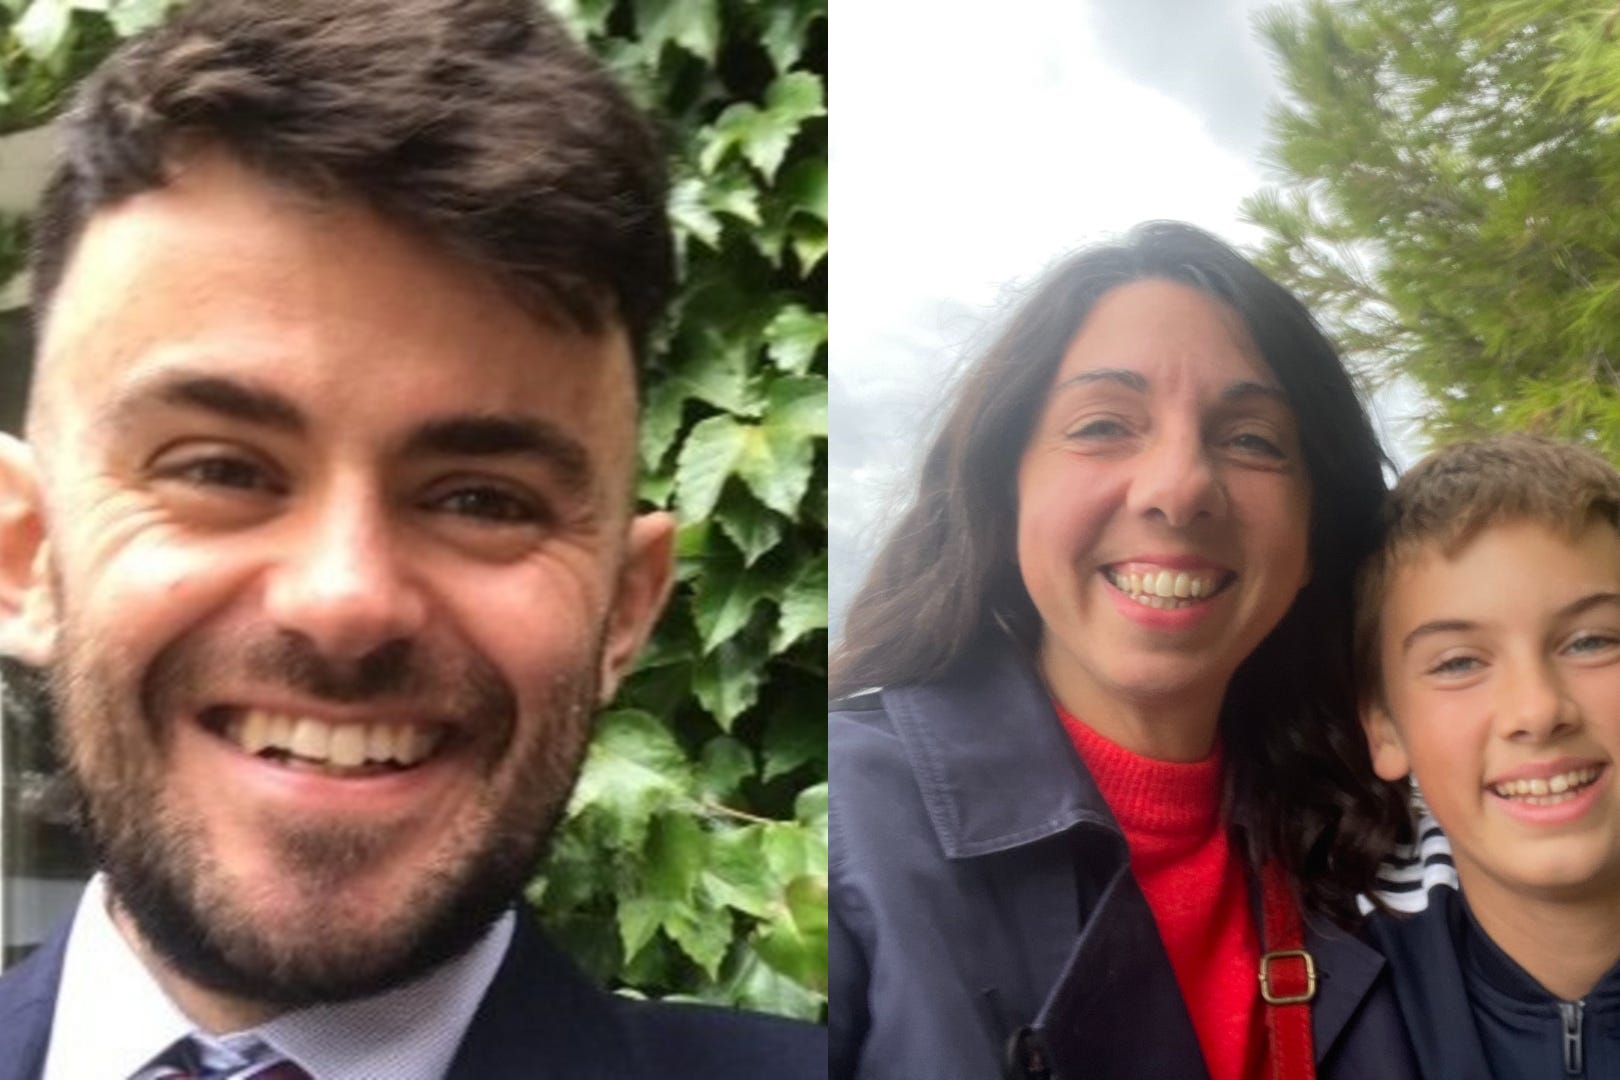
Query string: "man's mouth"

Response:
xmin=1103 ymin=566 xmax=1232 ymax=610
xmin=1489 ymin=766 xmax=1604 ymax=805
xmin=202 ymin=708 xmax=450 ymax=777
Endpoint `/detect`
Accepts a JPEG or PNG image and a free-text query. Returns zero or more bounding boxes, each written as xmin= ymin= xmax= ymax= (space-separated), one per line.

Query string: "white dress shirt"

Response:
xmin=43 ymin=875 xmax=513 ymax=1080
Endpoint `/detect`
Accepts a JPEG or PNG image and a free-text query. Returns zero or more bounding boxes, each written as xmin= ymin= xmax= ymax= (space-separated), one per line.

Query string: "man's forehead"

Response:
xmin=29 ymin=153 xmax=639 ymax=481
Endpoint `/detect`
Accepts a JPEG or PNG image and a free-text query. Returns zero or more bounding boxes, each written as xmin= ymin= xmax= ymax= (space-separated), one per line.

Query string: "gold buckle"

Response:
xmin=1259 ymin=949 xmax=1317 ymax=1005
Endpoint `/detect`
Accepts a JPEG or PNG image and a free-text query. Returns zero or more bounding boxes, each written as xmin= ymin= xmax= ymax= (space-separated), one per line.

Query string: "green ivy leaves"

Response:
xmin=544 ymin=0 xmax=827 ymax=1019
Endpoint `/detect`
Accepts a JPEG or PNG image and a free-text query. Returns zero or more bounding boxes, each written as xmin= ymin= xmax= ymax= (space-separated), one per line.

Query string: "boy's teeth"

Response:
xmin=224 ymin=710 xmax=442 ymax=769
xmin=1492 ymin=767 xmax=1601 ymax=803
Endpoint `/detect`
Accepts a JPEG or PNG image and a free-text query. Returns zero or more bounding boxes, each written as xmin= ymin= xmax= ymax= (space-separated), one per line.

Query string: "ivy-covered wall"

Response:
xmin=0 ymin=0 xmax=827 ymax=1019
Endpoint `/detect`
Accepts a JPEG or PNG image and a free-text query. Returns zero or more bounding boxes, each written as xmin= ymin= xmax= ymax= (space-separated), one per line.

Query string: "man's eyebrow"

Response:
xmin=102 ymin=373 xmax=307 ymax=433
xmin=403 ymin=416 xmax=593 ymax=495
xmin=1052 ymin=368 xmax=1148 ymax=394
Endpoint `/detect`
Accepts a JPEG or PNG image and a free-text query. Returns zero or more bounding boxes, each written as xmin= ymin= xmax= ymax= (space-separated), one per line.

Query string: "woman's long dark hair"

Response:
xmin=830 ymin=221 xmax=1409 ymax=922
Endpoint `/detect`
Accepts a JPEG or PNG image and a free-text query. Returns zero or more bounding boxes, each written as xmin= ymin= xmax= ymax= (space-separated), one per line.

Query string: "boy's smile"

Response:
xmin=1365 ymin=520 xmax=1620 ymax=908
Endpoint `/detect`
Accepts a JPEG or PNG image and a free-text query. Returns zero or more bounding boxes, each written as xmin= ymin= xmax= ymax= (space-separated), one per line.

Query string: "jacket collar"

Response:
xmin=881 ymin=639 xmax=1118 ymax=859
xmin=0 ymin=918 xmax=67 ymax=1080
xmin=882 ymin=642 xmax=1395 ymax=1071
xmin=448 ymin=907 xmax=632 ymax=1079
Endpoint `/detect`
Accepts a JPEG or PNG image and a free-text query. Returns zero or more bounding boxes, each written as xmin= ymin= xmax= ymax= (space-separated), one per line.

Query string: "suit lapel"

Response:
xmin=0 ymin=922 xmax=69 ymax=1080
xmin=446 ymin=910 xmax=635 ymax=1080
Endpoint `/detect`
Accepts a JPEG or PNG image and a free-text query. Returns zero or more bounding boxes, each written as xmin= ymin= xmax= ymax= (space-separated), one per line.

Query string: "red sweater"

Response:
xmin=1059 ymin=705 xmax=1265 ymax=1080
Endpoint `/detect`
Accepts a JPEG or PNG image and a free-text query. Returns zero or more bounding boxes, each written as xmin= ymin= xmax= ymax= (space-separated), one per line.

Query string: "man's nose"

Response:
xmin=261 ymin=490 xmax=428 ymax=661
xmin=1126 ymin=428 xmax=1225 ymax=528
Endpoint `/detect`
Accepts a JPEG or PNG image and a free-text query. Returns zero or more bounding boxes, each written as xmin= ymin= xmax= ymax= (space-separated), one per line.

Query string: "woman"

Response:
xmin=830 ymin=222 xmax=1415 ymax=1079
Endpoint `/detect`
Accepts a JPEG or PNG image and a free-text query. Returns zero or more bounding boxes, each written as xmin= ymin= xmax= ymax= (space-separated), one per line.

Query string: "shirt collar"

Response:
xmin=44 ymin=874 xmax=513 ymax=1080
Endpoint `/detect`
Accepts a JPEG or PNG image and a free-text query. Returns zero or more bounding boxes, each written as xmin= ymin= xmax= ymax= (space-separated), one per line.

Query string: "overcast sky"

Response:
xmin=829 ymin=0 xmax=1426 ymax=635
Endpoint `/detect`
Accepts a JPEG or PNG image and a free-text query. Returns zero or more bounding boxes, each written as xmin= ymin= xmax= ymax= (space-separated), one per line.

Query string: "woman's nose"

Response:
xmin=260 ymin=493 xmax=428 ymax=662
xmin=1126 ymin=430 xmax=1226 ymax=528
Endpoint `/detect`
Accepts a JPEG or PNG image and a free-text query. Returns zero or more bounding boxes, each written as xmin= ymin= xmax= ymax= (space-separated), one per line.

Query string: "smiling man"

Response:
xmin=0 ymin=2 xmax=822 ymax=1078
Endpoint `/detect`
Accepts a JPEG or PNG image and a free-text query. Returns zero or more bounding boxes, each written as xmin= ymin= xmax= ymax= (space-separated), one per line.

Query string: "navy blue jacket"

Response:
xmin=1365 ymin=883 xmax=1620 ymax=1080
xmin=831 ymin=643 xmax=1417 ymax=1080
xmin=0 ymin=905 xmax=826 ymax=1079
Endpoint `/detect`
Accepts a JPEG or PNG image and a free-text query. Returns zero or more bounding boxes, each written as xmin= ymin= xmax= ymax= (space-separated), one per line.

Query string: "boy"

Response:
xmin=1358 ymin=434 xmax=1620 ymax=1078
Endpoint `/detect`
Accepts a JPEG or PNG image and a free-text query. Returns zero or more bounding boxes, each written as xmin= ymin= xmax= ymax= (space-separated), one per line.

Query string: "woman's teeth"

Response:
xmin=1105 ymin=567 xmax=1221 ymax=609
xmin=223 ymin=710 xmax=443 ymax=770
xmin=1491 ymin=766 xmax=1602 ymax=805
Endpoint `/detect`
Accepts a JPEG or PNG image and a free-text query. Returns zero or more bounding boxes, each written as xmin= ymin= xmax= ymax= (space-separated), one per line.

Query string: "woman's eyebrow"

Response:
xmin=1052 ymin=368 xmax=1148 ymax=394
xmin=1222 ymin=380 xmax=1289 ymax=405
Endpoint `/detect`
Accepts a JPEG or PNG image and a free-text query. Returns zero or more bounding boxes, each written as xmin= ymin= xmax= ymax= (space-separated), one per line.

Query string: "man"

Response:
xmin=0 ymin=1 xmax=825 ymax=1076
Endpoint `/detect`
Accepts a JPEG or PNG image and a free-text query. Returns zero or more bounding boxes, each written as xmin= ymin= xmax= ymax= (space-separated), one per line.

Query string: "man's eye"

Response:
xmin=154 ymin=455 xmax=283 ymax=494
xmin=427 ymin=486 xmax=547 ymax=525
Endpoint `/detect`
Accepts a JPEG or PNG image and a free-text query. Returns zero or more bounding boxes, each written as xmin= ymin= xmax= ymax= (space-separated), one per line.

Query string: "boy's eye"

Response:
xmin=1426 ymin=654 xmax=1482 ymax=677
xmin=1564 ymin=632 xmax=1620 ymax=656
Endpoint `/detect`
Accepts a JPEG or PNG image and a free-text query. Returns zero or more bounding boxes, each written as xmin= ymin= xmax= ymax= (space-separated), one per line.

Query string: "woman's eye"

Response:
xmin=1066 ymin=418 xmax=1129 ymax=440
xmin=1227 ymin=431 xmax=1286 ymax=459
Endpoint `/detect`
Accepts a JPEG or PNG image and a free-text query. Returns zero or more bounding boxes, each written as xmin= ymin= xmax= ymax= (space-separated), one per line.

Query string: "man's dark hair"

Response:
xmin=30 ymin=0 xmax=672 ymax=357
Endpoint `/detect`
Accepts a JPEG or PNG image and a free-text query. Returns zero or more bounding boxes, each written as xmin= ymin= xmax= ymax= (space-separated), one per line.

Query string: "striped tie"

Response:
xmin=146 ymin=1062 xmax=311 ymax=1080
xmin=140 ymin=1038 xmax=312 ymax=1079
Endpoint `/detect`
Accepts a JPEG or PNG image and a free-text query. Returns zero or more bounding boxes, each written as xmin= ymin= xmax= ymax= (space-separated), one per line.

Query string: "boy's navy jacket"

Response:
xmin=1365 ymin=882 xmax=1620 ymax=1080
xmin=0 ymin=904 xmax=827 ymax=1079
xmin=831 ymin=642 xmax=1418 ymax=1080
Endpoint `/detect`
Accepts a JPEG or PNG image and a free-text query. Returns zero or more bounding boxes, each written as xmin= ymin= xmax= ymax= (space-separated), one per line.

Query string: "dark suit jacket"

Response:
xmin=0 ymin=906 xmax=826 ymax=1079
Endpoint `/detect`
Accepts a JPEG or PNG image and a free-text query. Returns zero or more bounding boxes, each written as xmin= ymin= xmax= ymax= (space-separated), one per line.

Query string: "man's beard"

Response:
xmin=48 ymin=620 xmax=599 ymax=1008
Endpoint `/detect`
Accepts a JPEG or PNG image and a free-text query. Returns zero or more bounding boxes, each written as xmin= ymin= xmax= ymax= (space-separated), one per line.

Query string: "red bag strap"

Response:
xmin=1259 ymin=860 xmax=1316 ymax=1080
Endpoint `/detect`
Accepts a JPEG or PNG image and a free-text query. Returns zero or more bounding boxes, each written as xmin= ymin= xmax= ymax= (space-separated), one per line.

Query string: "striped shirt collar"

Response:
xmin=44 ymin=874 xmax=513 ymax=1080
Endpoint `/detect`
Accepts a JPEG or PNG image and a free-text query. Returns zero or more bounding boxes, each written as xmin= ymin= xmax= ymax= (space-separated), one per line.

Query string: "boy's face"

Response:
xmin=1364 ymin=520 xmax=1620 ymax=910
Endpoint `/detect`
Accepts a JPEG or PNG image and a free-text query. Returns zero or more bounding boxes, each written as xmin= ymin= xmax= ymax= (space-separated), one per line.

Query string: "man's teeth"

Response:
xmin=226 ymin=710 xmax=441 ymax=768
xmin=1105 ymin=567 xmax=1220 ymax=609
xmin=1491 ymin=767 xmax=1602 ymax=805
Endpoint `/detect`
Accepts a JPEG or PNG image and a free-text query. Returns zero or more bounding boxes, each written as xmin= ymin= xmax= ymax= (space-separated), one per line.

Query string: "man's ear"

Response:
xmin=597 ymin=510 xmax=676 ymax=705
xmin=0 ymin=434 xmax=56 ymax=666
xmin=1361 ymin=701 xmax=1411 ymax=782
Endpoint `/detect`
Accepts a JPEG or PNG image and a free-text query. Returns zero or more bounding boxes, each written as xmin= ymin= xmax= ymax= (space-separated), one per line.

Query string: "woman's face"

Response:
xmin=1016 ymin=278 xmax=1311 ymax=744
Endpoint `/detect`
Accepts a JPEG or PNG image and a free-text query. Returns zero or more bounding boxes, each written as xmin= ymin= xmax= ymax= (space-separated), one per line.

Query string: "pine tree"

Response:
xmin=1246 ymin=0 xmax=1620 ymax=454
